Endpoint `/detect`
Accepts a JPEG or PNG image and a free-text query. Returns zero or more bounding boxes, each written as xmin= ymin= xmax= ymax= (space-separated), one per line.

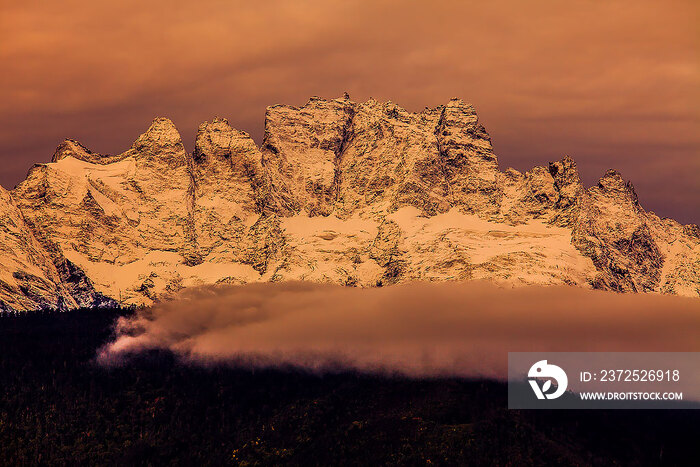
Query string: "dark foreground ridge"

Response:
xmin=0 ymin=309 xmax=698 ymax=465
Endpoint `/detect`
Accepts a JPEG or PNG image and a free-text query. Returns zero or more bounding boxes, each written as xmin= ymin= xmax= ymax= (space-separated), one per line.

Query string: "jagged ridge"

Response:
xmin=1 ymin=95 xmax=698 ymax=311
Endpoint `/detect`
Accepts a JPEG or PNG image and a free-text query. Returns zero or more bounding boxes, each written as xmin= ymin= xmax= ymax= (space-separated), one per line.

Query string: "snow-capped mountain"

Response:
xmin=1 ymin=96 xmax=698 ymax=311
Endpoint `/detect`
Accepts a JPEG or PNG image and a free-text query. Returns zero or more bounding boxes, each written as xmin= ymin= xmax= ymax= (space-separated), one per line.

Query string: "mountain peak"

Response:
xmin=1 ymin=96 xmax=698 ymax=312
xmin=446 ymin=97 xmax=472 ymax=108
xmin=51 ymin=139 xmax=95 ymax=163
xmin=597 ymin=169 xmax=637 ymax=200
xmin=549 ymin=155 xmax=581 ymax=187
xmin=441 ymin=98 xmax=480 ymax=127
xmin=125 ymin=117 xmax=188 ymax=170
xmin=194 ymin=117 xmax=258 ymax=166
xmin=132 ymin=117 xmax=183 ymax=152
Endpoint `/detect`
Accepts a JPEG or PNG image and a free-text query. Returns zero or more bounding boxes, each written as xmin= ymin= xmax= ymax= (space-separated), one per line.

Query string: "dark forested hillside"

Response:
xmin=0 ymin=309 xmax=698 ymax=466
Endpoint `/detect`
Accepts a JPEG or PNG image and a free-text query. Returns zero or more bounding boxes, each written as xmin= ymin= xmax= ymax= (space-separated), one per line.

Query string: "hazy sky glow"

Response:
xmin=1 ymin=0 xmax=698 ymax=222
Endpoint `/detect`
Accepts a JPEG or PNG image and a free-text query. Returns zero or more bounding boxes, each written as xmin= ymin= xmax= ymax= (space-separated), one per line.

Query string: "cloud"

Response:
xmin=99 ymin=281 xmax=700 ymax=379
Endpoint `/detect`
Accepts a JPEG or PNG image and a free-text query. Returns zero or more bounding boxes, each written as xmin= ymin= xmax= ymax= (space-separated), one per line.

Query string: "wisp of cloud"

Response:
xmin=99 ymin=281 xmax=700 ymax=379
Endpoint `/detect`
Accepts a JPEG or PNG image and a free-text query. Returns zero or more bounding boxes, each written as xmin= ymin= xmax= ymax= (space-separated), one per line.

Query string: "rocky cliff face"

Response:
xmin=1 ymin=96 xmax=698 ymax=310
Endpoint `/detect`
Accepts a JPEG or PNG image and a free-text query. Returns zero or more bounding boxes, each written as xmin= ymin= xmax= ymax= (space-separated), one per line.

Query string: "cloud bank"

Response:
xmin=99 ymin=282 xmax=700 ymax=378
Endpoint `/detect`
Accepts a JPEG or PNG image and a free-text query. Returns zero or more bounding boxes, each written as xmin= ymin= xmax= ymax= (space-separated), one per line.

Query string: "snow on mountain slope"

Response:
xmin=0 ymin=186 xmax=70 ymax=311
xmin=1 ymin=96 xmax=698 ymax=310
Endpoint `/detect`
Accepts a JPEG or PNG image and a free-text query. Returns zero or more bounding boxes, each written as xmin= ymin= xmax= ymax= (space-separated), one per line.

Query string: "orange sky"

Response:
xmin=1 ymin=0 xmax=698 ymax=223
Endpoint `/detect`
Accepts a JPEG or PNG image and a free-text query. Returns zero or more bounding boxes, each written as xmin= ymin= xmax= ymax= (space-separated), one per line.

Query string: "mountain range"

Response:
xmin=1 ymin=95 xmax=698 ymax=311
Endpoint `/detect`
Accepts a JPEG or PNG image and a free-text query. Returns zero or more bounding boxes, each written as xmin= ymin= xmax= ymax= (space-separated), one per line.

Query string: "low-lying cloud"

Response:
xmin=99 ymin=281 xmax=700 ymax=379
